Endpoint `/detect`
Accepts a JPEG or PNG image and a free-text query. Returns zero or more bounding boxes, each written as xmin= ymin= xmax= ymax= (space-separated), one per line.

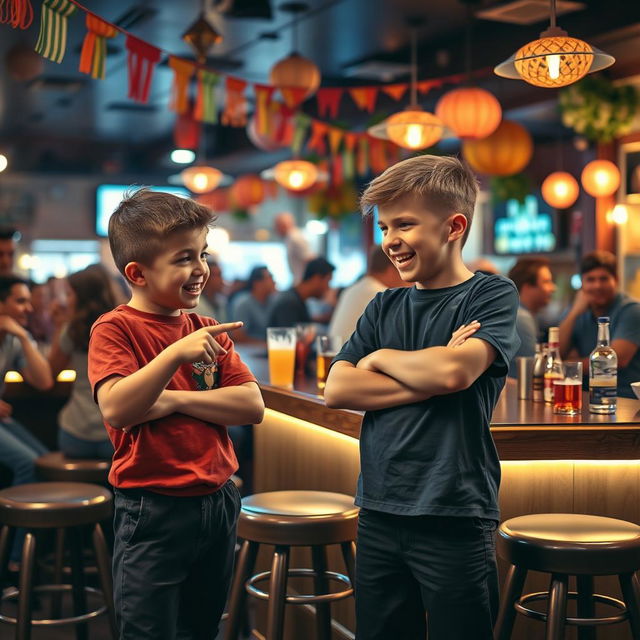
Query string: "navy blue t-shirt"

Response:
xmin=333 ymin=273 xmax=520 ymax=521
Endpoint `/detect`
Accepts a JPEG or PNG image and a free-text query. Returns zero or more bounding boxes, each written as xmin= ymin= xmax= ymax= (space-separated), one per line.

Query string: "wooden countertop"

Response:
xmin=240 ymin=347 xmax=640 ymax=460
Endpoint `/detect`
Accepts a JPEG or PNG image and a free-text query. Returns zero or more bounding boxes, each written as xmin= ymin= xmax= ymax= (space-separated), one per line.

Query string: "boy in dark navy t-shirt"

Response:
xmin=325 ymin=155 xmax=520 ymax=640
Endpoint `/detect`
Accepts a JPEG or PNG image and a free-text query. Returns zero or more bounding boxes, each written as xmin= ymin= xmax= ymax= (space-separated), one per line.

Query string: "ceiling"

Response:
xmin=2 ymin=0 xmax=640 ymax=178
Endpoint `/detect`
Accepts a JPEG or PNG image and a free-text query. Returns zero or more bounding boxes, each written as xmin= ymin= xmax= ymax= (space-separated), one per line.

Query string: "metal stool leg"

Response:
xmin=340 ymin=540 xmax=356 ymax=589
xmin=311 ymin=546 xmax=332 ymax=640
xmin=50 ymin=528 xmax=65 ymax=619
xmin=619 ymin=572 xmax=640 ymax=638
xmin=225 ymin=540 xmax=259 ymax=640
xmin=266 ymin=545 xmax=290 ymax=640
xmin=16 ymin=531 xmax=36 ymax=640
xmin=68 ymin=527 xmax=88 ymax=640
xmin=576 ymin=575 xmax=595 ymax=640
xmin=494 ymin=564 xmax=528 ymax=640
xmin=546 ymin=573 xmax=568 ymax=640
xmin=92 ymin=523 xmax=117 ymax=640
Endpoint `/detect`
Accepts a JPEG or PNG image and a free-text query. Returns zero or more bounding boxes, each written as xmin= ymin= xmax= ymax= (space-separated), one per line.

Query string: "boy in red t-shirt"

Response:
xmin=88 ymin=188 xmax=264 ymax=639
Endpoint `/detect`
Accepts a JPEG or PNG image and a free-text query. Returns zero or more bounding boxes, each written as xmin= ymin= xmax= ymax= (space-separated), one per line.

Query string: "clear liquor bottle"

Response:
xmin=589 ymin=316 xmax=617 ymax=414
xmin=544 ymin=327 xmax=563 ymax=404
xmin=532 ymin=342 xmax=547 ymax=402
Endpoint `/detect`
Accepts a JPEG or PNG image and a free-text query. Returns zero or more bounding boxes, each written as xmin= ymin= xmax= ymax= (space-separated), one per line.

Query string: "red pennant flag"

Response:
xmin=254 ymin=84 xmax=276 ymax=135
xmin=382 ymin=84 xmax=408 ymax=101
xmin=280 ymin=87 xmax=308 ymax=110
xmin=331 ymin=154 xmax=344 ymax=186
xmin=348 ymin=87 xmax=379 ymax=112
xmin=417 ymin=79 xmax=440 ymax=95
xmin=369 ymin=137 xmax=388 ymax=175
xmin=306 ymin=121 xmax=329 ymax=155
xmin=357 ymin=136 xmax=369 ymax=176
xmin=344 ymin=133 xmax=358 ymax=152
xmin=316 ymin=88 xmax=343 ymax=119
xmin=126 ymin=36 xmax=161 ymax=104
xmin=222 ymin=76 xmax=248 ymax=127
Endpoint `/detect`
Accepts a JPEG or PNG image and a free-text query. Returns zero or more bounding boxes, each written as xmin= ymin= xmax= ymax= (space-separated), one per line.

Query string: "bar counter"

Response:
xmin=240 ymin=347 xmax=640 ymax=640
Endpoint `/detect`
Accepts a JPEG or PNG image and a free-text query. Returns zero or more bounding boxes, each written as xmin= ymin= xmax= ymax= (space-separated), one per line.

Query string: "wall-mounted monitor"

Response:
xmin=95 ymin=184 xmax=190 ymax=237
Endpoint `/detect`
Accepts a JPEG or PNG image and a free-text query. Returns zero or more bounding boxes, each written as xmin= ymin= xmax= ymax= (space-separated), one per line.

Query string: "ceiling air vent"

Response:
xmin=476 ymin=0 xmax=584 ymax=25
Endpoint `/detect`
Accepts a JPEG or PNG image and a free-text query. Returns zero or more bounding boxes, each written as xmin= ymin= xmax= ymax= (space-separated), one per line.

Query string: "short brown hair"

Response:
xmin=108 ymin=188 xmax=215 ymax=274
xmin=360 ymin=155 xmax=479 ymax=246
xmin=580 ymin=250 xmax=617 ymax=278
xmin=508 ymin=257 xmax=551 ymax=292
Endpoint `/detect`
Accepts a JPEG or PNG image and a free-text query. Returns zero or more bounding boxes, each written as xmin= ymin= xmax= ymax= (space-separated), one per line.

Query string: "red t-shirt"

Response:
xmin=88 ymin=305 xmax=257 ymax=495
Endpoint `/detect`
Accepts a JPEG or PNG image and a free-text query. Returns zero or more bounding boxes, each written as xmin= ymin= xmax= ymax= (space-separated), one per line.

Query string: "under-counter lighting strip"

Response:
xmin=5 ymin=370 xmax=76 ymax=383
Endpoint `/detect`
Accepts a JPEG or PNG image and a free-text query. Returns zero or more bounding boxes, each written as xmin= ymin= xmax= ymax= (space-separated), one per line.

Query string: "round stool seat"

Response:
xmin=239 ymin=491 xmax=358 ymax=546
xmin=0 ymin=482 xmax=113 ymax=528
xmin=35 ymin=452 xmax=111 ymax=484
xmin=499 ymin=514 xmax=640 ymax=575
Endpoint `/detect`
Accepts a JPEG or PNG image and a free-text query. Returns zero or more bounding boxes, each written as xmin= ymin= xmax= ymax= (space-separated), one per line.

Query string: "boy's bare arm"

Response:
xmin=96 ymin=322 xmax=242 ymax=429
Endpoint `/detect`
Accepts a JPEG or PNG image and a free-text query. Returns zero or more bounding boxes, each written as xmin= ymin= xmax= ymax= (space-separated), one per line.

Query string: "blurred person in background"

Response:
xmin=507 ymin=257 xmax=556 ymax=377
xmin=559 ymin=250 xmax=640 ymax=398
xmin=192 ymin=258 xmax=228 ymax=322
xmin=267 ymin=257 xmax=335 ymax=327
xmin=229 ymin=266 xmax=277 ymax=346
xmin=329 ymin=245 xmax=405 ymax=341
xmin=48 ymin=264 xmax=116 ymax=458
xmin=27 ymin=281 xmax=54 ymax=345
xmin=274 ymin=212 xmax=316 ymax=285
xmin=0 ymin=228 xmax=17 ymax=276
xmin=466 ymin=257 xmax=500 ymax=275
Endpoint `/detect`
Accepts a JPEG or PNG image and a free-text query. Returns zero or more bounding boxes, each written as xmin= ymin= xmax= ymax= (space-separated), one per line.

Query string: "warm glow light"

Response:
xmin=546 ymin=54 xmax=561 ymax=79
xmin=609 ymin=204 xmax=628 ymax=225
xmin=57 ymin=369 xmax=77 ymax=382
xmin=181 ymin=165 xmax=223 ymax=194
xmin=581 ymin=160 xmax=621 ymax=197
xmin=171 ymin=149 xmax=196 ymax=164
xmin=4 ymin=371 xmax=23 ymax=383
xmin=369 ymin=108 xmax=444 ymax=150
xmin=269 ymin=53 xmax=321 ymax=107
xmin=273 ymin=160 xmax=318 ymax=192
xmin=435 ymin=87 xmax=502 ymax=140
xmin=0 ymin=154 xmax=7 ymax=172
xmin=541 ymin=171 xmax=580 ymax=209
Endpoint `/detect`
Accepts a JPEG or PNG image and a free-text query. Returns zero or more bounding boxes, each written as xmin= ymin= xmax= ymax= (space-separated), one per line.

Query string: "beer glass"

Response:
xmin=267 ymin=327 xmax=296 ymax=389
xmin=316 ymin=335 xmax=342 ymax=390
xmin=553 ymin=361 xmax=583 ymax=415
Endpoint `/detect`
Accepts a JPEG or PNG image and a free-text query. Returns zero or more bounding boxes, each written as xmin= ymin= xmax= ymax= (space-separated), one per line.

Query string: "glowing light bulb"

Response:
xmin=405 ymin=124 xmax=424 ymax=149
xmin=289 ymin=170 xmax=304 ymax=189
xmin=609 ymin=204 xmax=628 ymax=225
xmin=0 ymin=154 xmax=7 ymax=172
xmin=555 ymin=183 xmax=569 ymax=197
xmin=546 ymin=54 xmax=561 ymax=79
xmin=194 ymin=173 xmax=208 ymax=191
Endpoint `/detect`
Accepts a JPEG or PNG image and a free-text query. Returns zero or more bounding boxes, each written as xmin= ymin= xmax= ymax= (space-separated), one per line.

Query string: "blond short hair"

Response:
xmin=360 ymin=155 xmax=479 ymax=246
xmin=109 ymin=188 xmax=215 ymax=275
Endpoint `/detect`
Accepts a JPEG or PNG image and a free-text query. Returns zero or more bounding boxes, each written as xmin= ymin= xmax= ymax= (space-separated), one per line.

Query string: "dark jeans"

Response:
xmin=355 ymin=509 xmax=499 ymax=640
xmin=113 ymin=479 xmax=241 ymax=640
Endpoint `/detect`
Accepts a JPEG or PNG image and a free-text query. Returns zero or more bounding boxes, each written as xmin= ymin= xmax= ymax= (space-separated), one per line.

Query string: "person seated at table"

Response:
xmin=559 ymin=250 xmax=640 ymax=398
xmin=267 ymin=257 xmax=335 ymax=327
xmin=48 ymin=265 xmax=116 ymax=459
xmin=229 ymin=266 xmax=277 ymax=346
xmin=0 ymin=275 xmax=53 ymax=568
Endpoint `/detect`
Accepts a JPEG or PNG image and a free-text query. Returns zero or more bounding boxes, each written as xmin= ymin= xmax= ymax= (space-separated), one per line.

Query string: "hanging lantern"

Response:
xmin=230 ymin=174 xmax=265 ymax=208
xmin=269 ymin=53 xmax=321 ymax=106
xmin=494 ymin=0 xmax=614 ymax=89
xmin=462 ymin=120 xmax=533 ymax=176
xmin=273 ymin=160 xmax=318 ymax=192
xmin=541 ymin=171 xmax=580 ymax=209
xmin=181 ymin=166 xmax=223 ymax=194
xmin=435 ymin=87 xmax=502 ymax=140
xmin=581 ymin=160 xmax=620 ymax=197
xmin=369 ymin=108 xmax=444 ymax=150
xmin=245 ymin=111 xmax=293 ymax=151
xmin=196 ymin=187 xmax=230 ymax=212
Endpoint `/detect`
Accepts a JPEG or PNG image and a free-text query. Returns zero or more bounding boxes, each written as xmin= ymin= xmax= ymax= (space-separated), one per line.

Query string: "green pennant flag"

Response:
xmin=292 ymin=113 xmax=311 ymax=156
xmin=196 ymin=70 xmax=220 ymax=124
xmin=35 ymin=0 xmax=77 ymax=64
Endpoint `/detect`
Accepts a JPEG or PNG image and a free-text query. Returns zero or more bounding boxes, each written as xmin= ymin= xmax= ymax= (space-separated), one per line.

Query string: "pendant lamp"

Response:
xmin=273 ymin=160 xmax=319 ymax=192
xmin=495 ymin=0 xmax=614 ymax=88
xmin=181 ymin=166 xmax=223 ymax=194
xmin=368 ymin=25 xmax=443 ymax=150
xmin=541 ymin=171 xmax=579 ymax=209
xmin=581 ymin=160 xmax=620 ymax=197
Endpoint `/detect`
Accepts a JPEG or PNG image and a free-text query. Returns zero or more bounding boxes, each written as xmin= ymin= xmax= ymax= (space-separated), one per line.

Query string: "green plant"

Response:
xmin=490 ymin=173 xmax=532 ymax=204
xmin=559 ymin=75 xmax=638 ymax=143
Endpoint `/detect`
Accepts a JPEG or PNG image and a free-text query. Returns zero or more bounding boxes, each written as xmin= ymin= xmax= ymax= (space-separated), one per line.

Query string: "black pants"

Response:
xmin=113 ymin=480 xmax=241 ymax=640
xmin=355 ymin=509 xmax=499 ymax=640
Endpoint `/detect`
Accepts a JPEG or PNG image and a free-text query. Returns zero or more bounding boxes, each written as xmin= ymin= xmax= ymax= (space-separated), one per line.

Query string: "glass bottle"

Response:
xmin=589 ymin=316 xmax=617 ymax=414
xmin=543 ymin=327 xmax=563 ymax=404
xmin=532 ymin=342 xmax=547 ymax=403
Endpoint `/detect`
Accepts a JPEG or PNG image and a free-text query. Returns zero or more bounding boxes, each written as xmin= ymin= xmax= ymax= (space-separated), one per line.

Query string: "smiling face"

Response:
xmin=0 ymin=283 xmax=33 ymax=326
xmin=377 ymin=200 xmax=463 ymax=289
xmin=129 ymin=227 xmax=210 ymax=316
xmin=581 ymin=267 xmax=618 ymax=309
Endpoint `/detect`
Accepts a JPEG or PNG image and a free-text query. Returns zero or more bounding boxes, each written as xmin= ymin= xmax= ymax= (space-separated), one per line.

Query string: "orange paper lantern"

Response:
xmin=541 ymin=171 xmax=580 ymax=209
xmin=196 ymin=188 xmax=230 ymax=212
xmin=181 ymin=166 xmax=222 ymax=194
xmin=273 ymin=160 xmax=319 ymax=192
xmin=269 ymin=53 xmax=321 ymax=106
xmin=581 ymin=160 xmax=620 ymax=197
xmin=435 ymin=87 xmax=502 ymax=140
xmin=462 ymin=120 xmax=533 ymax=176
xmin=230 ymin=174 xmax=265 ymax=208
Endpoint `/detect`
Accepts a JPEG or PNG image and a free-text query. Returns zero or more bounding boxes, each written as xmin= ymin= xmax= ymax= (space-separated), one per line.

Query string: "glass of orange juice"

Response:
xmin=266 ymin=327 xmax=296 ymax=389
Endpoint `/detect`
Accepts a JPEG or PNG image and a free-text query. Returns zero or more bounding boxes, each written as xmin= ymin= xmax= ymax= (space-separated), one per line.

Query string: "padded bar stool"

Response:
xmin=494 ymin=513 xmax=640 ymax=640
xmin=35 ymin=452 xmax=111 ymax=485
xmin=0 ymin=482 xmax=117 ymax=640
xmin=225 ymin=490 xmax=358 ymax=640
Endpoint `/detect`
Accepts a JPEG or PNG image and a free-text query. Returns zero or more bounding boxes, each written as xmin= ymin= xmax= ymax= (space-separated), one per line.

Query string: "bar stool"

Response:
xmin=494 ymin=513 xmax=640 ymax=640
xmin=225 ymin=490 xmax=358 ymax=640
xmin=0 ymin=482 xmax=117 ymax=640
xmin=35 ymin=452 xmax=111 ymax=485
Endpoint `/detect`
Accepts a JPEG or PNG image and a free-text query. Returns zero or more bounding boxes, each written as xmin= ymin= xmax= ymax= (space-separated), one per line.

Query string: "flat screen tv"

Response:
xmin=95 ymin=184 xmax=190 ymax=237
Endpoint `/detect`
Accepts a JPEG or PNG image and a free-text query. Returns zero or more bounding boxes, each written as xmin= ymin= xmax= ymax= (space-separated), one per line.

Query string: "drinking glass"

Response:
xmin=553 ymin=361 xmax=583 ymax=415
xmin=267 ymin=327 xmax=296 ymax=389
xmin=316 ymin=335 xmax=343 ymax=390
xmin=295 ymin=323 xmax=317 ymax=376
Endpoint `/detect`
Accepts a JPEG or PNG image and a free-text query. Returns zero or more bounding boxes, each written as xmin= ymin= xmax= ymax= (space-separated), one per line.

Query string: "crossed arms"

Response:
xmin=324 ymin=322 xmax=498 ymax=411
